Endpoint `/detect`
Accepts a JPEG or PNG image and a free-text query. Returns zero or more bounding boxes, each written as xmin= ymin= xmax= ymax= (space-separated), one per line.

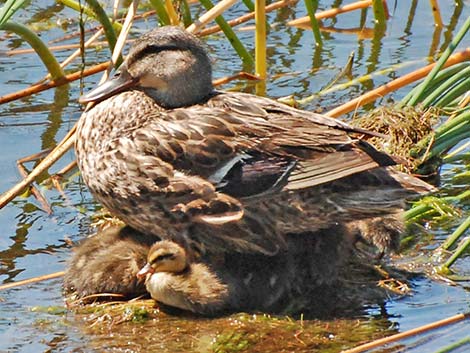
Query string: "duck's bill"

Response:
xmin=79 ymin=70 xmax=138 ymax=104
xmin=136 ymin=263 xmax=154 ymax=280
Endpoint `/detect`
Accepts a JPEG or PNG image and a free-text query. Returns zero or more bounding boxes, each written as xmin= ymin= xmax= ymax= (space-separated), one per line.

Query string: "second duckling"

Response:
xmin=64 ymin=226 xmax=156 ymax=298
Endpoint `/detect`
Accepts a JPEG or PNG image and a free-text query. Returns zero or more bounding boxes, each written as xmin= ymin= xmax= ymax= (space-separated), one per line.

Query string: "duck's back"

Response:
xmin=75 ymin=88 xmax=433 ymax=255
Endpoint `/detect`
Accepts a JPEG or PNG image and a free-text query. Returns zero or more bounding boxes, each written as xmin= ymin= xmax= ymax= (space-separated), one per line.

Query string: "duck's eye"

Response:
xmin=154 ymin=253 xmax=176 ymax=263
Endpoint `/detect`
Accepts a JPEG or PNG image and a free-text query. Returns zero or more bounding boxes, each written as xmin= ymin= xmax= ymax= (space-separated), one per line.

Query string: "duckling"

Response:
xmin=76 ymin=25 xmax=434 ymax=257
xmin=64 ymin=225 xmax=156 ymax=298
xmin=136 ymin=240 xmax=229 ymax=315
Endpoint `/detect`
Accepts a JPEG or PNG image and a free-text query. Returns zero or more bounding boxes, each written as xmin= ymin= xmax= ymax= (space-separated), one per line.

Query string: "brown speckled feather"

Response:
xmin=76 ymin=26 xmax=433 ymax=255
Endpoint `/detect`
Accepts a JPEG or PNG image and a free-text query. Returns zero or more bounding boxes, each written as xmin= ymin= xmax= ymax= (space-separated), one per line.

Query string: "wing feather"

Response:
xmin=132 ymin=91 xmax=399 ymax=229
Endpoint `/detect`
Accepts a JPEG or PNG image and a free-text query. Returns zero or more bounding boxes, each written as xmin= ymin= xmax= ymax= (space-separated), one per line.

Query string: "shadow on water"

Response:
xmin=1 ymin=1 xmax=470 ymax=352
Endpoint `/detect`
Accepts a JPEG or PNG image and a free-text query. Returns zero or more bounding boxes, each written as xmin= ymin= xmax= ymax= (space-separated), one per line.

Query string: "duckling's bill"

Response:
xmin=137 ymin=263 xmax=154 ymax=279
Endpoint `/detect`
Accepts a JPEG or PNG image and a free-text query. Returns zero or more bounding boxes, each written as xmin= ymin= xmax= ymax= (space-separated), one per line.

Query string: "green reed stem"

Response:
xmin=399 ymin=63 xmax=470 ymax=107
xmin=199 ymin=0 xmax=254 ymax=67
xmin=180 ymin=0 xmax=192 ymax=27
xmin=443 ymin=140 xmax=470 ymax=163
xmin=304 ymin=0 xmax=322 ymax=46
xmin=425 ymin=129 xmax=470 ymax=162
xmin=1 ymin=21 xmax=65 ymax=81
xmin=435 ymin=109 xmax=470 ymax=139
xmin=442 ymin=216 xmax=470 ymax=251
xmin=411 ymin=109 xmax=470 ymax=161
xmin=435 ymin=337 xmax=470 ymax=353
xmin=149 ymin=0 xmax=170 ymax=25
xmin=242 ymin=0 xmax=255 ymax=11
xmin=407 ymin=15 xmax=470 ymax=106
xmin=84 ymin=0 xmax=121 ymax=64
xmin=442 ymin=236 xmax=470 ymax=271
xmin=0 ymin=0 xmax=28 ymax=26
xmin=420 ymin=65 xmax=470 ymax=107
xmin=433 ymin=78 xmax=470 ymax=108
xmin=404 ymin=190 xmax=470 ymax=222
xmin=372 ymin=0 xmax=387 ymax=25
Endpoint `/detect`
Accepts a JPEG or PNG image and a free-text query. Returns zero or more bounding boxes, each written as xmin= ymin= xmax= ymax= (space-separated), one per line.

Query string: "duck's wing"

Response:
xmin=130 ymin=92 xmax=396 ymax=225
xmin=205 ymin=92 xmax=397 ymax=193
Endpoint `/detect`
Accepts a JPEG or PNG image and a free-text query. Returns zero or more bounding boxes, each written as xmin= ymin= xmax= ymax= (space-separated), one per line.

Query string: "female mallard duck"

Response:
xmin=76 ymin=26 xmax=433 ymax=256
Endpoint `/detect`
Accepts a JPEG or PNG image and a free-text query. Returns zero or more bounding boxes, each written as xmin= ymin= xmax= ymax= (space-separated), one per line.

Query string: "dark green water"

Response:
xmin=0 ymin=1 xmax=470 ymax=352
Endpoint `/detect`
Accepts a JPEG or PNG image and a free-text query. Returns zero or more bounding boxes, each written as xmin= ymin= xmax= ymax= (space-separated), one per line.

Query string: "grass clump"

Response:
xmin=352 ymin=105 xmax=439 ymax=173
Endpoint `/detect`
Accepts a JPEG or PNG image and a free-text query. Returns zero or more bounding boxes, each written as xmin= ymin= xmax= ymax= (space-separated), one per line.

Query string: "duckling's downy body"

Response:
xmin=76 ymin=26 xmax=433 ymax=256
xmin=136 ymin=240 xmax=229 ymax=315
xmin=64 ymin=226 xmax=155 ymax=297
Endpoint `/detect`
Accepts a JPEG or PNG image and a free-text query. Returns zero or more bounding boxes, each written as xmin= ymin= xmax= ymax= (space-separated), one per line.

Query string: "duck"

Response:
xmin=66 ymin=223 xmax=386 ymax=316
xmin=76 ymin=25 xmax=434 ymax=257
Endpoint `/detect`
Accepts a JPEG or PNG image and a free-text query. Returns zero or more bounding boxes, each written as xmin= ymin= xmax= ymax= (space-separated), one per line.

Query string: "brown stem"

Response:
xmin=342 ymin=312 xmax=470 ymax=353
xmin=0 ymin=62 xmax=110 ymax=105
xmin=5 ymin=41 xmax=109 ymax=56
xmin=199 ymin=0 xmax=297 ymax=36
xmin=327 ymin=48 xmax=470 ymax=117
xmin=213 ymin=71 xmax=260 ymax=86
xmin=0 ymin=271 xmax=65 ymax=291
xmin=50 ymin=160 xmax=78 ymax=199
xmin=56 ymin=160 xmax=78 ymax=176
xmin=16 ymin=155 xmax=53 ymax=214
xmin=0 ymin=125 xmax=76 ymax=210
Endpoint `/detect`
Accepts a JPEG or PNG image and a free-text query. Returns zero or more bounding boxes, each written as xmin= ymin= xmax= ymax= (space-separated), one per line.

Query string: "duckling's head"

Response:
xmin=80 ymin=26 xmax=213 ymax=108
xmin=137 ymin=240 xmax=188 ymax=280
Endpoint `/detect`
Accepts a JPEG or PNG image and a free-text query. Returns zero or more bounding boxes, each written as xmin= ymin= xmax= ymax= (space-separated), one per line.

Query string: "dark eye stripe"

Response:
xmin=131 ymin=44 xmax=181 ymax=64
xmin=152 ymin=253 xmax=175 ymax=263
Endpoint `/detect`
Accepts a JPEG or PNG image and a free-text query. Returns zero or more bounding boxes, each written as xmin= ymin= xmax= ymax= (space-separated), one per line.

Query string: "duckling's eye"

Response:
xmin=154 ymin=253 xmax=176 ymax=263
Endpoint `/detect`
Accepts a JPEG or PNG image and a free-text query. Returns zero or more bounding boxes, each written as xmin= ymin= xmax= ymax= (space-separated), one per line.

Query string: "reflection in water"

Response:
xmin=442 ymin=4 xmax=464 ymax=54
xmin=0 ymin=202 xmax=69 ymax=283
xmin=404 ymin=0 xmax=418 ymax=37
xmin=41 ymin=85 xmax=70 ymax=151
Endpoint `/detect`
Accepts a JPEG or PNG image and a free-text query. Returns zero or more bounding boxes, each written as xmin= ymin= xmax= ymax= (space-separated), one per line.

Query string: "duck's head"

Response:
xmin=80 ymin=26 xmax=213 ymax=108
xmin=137 ymin=240 xmax=189 ymax=280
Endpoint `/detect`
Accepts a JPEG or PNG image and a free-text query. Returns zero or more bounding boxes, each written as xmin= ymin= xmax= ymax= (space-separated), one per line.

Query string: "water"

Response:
xmin=1 ymin=1 xmax=470 ymax=352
